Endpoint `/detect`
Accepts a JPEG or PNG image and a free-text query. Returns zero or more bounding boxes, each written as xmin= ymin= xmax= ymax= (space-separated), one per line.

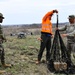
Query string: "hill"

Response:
xmin=2 ymin=22 xmax=68 ymax=36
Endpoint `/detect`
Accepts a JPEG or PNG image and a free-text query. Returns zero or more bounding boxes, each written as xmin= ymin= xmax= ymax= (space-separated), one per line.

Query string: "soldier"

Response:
xmin=58 ymin=15 xmax=75 ymax=61
xmin=0 ymin=13 xmax=11 ymax=73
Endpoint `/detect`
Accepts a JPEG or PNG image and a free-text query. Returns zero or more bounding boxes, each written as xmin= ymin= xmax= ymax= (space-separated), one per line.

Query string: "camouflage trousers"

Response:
xmin=67 ymin=37 xmax=75 ymax=59
xmin=0 ymin=44 xmax=5 ymax=65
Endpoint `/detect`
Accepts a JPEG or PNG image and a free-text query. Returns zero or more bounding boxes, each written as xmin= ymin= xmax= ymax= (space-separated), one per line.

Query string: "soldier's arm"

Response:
xmin=3 ymin=34 xmax=7 ymax=42
xmin=67 ymin=29 xmax=75 ymax=36
xmin=58 ymin=25 xmax=67 ymax=31
xmin=0 ymin=34 xmax=6 ymax=42
xmin=0 ymin=25 xmax=6 ymax=42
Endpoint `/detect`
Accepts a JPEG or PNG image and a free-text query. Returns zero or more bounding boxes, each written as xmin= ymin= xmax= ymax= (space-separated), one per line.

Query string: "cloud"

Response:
xmin=0 ymin=0 xmax=75 ymax=25
xmin=0 ymin=0 xmax=75 ymax=13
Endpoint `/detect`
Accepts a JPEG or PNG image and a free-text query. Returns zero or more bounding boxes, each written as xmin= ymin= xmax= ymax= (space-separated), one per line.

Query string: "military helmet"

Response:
xmin=68 ymin=15 xmax=75 ymax=19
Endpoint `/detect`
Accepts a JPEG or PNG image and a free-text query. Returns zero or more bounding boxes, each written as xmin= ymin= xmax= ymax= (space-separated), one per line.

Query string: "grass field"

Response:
xmin=0 ymin=34 xmax=75 ymax=75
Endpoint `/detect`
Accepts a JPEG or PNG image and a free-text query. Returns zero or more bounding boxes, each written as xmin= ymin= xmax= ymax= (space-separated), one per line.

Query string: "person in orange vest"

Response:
xmin=36 ymin=10 xmax=58 ymax=64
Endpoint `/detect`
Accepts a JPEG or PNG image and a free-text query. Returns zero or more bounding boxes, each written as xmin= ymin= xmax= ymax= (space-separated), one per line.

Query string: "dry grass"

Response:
xmin=0 ymin=34 xmax=74 ymax=75
xmin=0 ymin=26 xmax=74 ymax=75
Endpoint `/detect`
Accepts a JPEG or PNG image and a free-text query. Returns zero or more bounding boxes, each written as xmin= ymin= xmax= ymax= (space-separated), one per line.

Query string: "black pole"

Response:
xmin=56 ymin=14 xmax=58 ymax=28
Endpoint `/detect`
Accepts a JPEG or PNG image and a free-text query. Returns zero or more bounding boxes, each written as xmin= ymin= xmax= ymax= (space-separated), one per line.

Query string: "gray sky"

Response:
xmin=0 ymin=0 xmax=75 ymax=25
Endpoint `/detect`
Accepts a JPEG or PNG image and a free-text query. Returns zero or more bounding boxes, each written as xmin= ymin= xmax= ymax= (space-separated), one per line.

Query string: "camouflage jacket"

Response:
xmin=59 ymin=23 xmax=75 ymax=43
xmin=59 ymin=23 xmax=75 ymax=37
xmin=0 ymin=24 xmax=6 ymax=43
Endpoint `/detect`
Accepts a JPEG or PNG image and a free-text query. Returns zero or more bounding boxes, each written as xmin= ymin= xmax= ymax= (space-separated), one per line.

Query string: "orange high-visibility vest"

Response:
xmin=41 ymin=10 xmax=54 ymax=34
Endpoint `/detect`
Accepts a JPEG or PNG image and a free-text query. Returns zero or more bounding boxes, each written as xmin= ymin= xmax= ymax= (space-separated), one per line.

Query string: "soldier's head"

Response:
xmin=0 ymin=13 xmax=4 ymax=23
xmin=68 ymin=15 xmax=75 ymax=24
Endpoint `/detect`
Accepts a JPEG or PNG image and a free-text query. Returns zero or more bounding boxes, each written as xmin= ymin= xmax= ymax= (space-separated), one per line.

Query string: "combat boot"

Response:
xmin=2 ymin=64 xmax=11 ymax=67
xmin=0 ymin=70 xmax=6 ymax=74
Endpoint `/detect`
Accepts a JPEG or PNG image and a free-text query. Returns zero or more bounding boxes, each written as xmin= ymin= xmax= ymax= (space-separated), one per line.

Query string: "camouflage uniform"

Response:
xmin=0 ymin=12 xmax=11 ymax=74
xmin=59 ymin=22 xmax=75 ymax=59
xmin=0 ymin=24 xmax=6 ymax=65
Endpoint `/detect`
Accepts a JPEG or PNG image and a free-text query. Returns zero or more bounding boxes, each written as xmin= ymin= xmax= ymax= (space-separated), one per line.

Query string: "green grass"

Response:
xmin=0 ymin=35 xmax=75 ymax=75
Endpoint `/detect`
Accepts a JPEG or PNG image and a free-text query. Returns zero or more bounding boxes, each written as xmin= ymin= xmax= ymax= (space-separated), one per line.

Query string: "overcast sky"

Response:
xmin=0 ymin=0 xmax=75 ymax=25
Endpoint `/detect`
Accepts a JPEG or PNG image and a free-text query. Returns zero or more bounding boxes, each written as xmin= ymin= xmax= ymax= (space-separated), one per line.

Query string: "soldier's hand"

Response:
xmin=61 ymin=34 xmax=67 ymax=37
xmin=56 ymin=27 xmax=59 ymax=30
